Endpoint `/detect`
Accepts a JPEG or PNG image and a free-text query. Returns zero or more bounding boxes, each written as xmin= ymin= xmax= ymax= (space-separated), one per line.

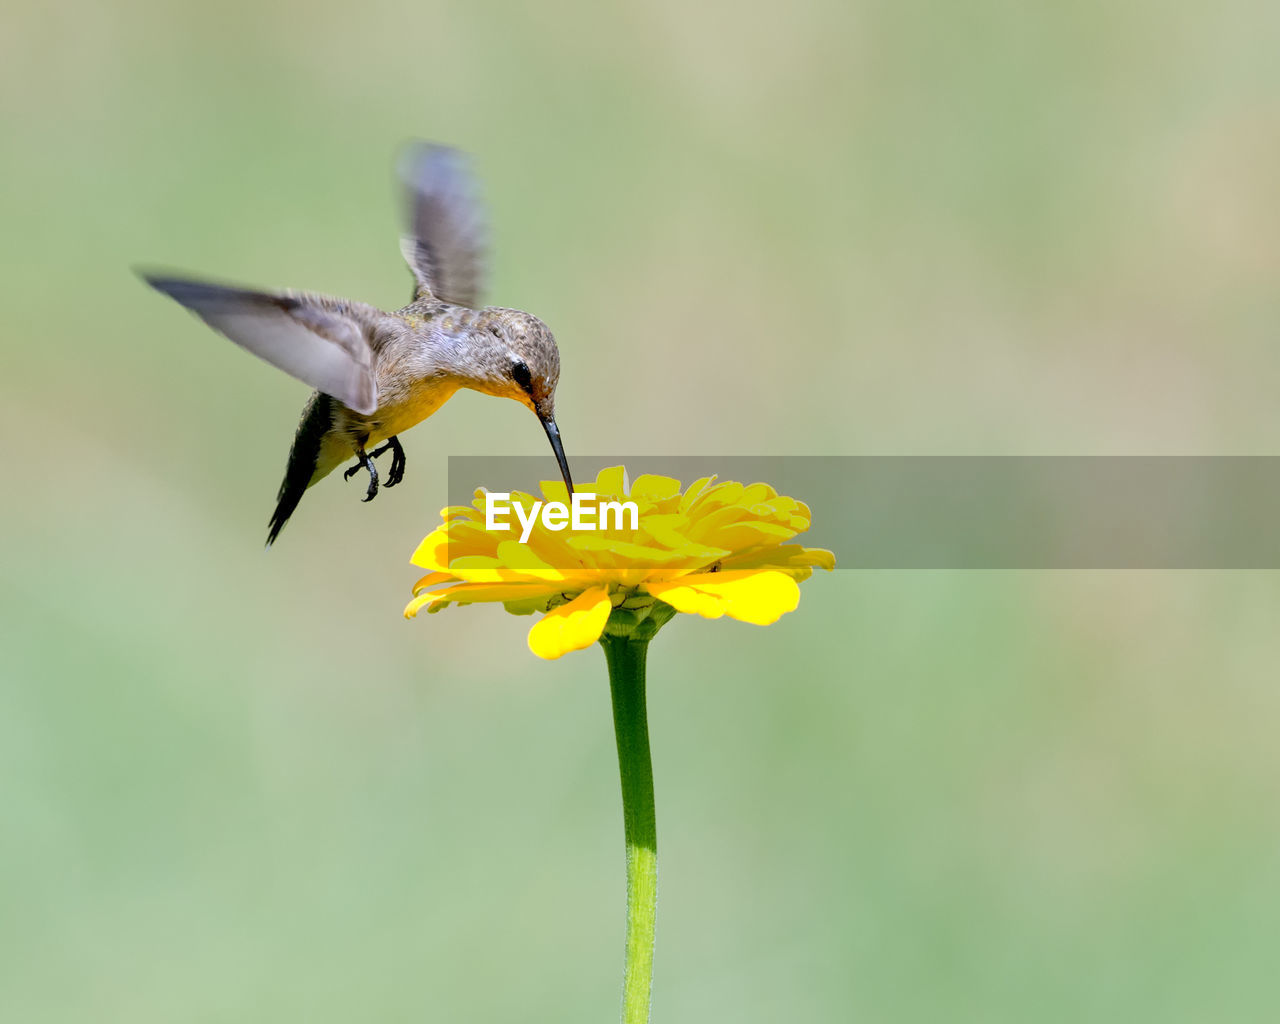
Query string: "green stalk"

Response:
xmin=602 ymin=633 xmax=658 ymax=1024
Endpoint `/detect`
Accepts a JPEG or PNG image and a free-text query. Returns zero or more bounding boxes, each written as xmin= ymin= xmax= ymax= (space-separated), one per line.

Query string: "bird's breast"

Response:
xmin=361 ymin=378 xmax=462 ymax=447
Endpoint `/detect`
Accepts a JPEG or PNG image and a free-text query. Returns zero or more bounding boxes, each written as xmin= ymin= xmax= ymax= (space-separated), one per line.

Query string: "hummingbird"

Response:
xmin=141 ymin=142 xmax=573 ymax=546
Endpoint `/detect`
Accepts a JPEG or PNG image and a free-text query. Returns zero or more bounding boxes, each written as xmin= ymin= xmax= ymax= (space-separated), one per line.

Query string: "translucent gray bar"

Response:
xmin=447 ymin=456 xmax=1280 ymax=569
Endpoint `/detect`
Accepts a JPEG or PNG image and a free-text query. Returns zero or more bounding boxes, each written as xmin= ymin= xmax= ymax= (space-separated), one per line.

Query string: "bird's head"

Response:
xmin=466 ymin=309 xmax=572 ymax=493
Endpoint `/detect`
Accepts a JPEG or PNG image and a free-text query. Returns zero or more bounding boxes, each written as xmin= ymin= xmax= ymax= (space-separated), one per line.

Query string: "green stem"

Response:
xmin=602 ymin=633 xmax=658 ymax=1024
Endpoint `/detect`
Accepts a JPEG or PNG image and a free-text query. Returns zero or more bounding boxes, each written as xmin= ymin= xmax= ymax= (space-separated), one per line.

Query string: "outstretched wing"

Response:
xmin=398 ymin=142 xmax=488 ymax=309
xmin=141 ymin=274 xmax=379 ymax=415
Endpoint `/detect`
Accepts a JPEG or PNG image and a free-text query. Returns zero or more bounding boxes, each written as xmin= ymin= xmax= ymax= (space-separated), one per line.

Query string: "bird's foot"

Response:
xmin=370 ymin=436 xmax=406 ymax=488
xmin=344 ymin=450 xmax=379 ymax=502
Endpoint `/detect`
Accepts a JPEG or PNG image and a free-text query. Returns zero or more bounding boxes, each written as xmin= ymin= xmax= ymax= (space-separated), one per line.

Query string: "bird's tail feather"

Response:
xmin=266 ymin=393 xmax=333 ymax=547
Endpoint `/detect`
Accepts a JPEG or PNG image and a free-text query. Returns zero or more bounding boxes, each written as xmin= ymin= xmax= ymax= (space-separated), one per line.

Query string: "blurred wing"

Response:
xmin=142 ymin=274 xmax=379 ymax=415
xmin=398 ymin=142 xmax=488 ymax=308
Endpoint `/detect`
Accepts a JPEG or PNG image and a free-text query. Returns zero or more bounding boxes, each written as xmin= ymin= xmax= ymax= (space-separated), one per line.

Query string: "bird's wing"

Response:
xmin=398 ymin=142 xmax=488 ymax=309
xmin=142 ymin=274 xmax=380 ymax=415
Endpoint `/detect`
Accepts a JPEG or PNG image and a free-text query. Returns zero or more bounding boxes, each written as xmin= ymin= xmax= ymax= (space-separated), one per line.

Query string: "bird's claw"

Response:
xmin=345 ymin=453 xmax=379 ymax=502
xmin=371 ymin=436 xmax=407 ymax=488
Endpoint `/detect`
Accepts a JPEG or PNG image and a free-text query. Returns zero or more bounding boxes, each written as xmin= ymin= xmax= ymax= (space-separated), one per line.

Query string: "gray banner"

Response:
xmin=446 ymin=456 xmax=1280 ymax=569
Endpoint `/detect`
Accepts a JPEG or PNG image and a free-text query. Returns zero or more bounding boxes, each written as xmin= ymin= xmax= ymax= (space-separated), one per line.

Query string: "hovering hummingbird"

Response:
xmin=141 ymin=142 xmax=573 ymax=546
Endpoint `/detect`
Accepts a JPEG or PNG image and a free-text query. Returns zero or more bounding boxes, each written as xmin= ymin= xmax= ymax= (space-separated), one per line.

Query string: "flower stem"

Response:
xmin=602 ymin=634 xmax=658 ymax=1024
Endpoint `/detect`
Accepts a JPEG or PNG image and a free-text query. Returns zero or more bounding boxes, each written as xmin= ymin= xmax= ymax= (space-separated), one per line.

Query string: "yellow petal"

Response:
xmin=640 ymin=514 xmax=704 ymax=552
xmin=494 ymin=541 xmax=567 ymax=581
xmin=798 ymin=546 xmax=836 ymax=571
xmin=566 ymin=535 xmax=694 ymax=564
xmin=687 ymin=480 xmax=744 ymax=516
xmin=411 ymin=571 xmax=454 ymax=596
xmin=539 ymin=480 xmax=572 ymax=506
xmin=527 ymin=586 xmax=612 ymax=659
xmin=409 ymin=528 xmax=452 ymax=571
xmin=678 ymin=475 xmax=716 ymax=513
xmin=722 ymin=544 xmax=836 ymax=574
xmin=593 ymin=465 xmax=629 ymax=498
xmin=646 ymin=570 xmax=801 ymax=626
xmin=740 ymin=482 xmax=778 ymax=504
xmin=405 ymin=581 xmax=558 ymax=618
xmin=695 ymin=521 xmax=799 ymax=550
xmin=686 ymin=502 xmax=756 ymax=539
xmin=629 ymin=474 xmax=683 ymax=501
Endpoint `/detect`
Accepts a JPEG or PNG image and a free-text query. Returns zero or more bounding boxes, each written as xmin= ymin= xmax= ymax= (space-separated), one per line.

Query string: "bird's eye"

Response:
xmin=511 ymin=361 xmax=533 ymax=392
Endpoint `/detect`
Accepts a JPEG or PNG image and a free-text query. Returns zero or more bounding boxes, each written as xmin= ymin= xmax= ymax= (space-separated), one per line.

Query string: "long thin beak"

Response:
xmin=539 ymin=415 xmax=574 ymax=495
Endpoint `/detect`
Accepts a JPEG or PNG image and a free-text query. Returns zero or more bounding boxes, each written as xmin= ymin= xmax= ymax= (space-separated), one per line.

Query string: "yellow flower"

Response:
xmin=405 ymin=466 xmax=835 ymax=659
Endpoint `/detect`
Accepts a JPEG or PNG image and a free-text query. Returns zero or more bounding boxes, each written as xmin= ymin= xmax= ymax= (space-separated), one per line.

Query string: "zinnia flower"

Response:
xmin=405 ymin=466 xmax=834 ymax=658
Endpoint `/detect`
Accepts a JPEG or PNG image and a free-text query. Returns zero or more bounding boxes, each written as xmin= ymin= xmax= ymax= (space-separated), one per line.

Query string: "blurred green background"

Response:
xmin=3 ymin=0 xmax=1280 ymax=1020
